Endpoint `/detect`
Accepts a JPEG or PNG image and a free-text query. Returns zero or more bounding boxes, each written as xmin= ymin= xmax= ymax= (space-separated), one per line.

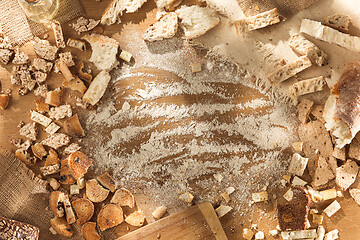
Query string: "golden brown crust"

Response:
xmin=64 ymin=114 xmax=86 ymax=138
xmin=50 ymin=217 xmax=73 ymax=237
xmin=72 ymin=198 xmax=94 ymax=226
xmin=31 ymin=143 xmax=47 ymax=159
xmin=45 ymin=148 xmax=60 ymax=166
xmin=68 ymin=151 xmax=93 ymax=179
xmin=0 ymin=94 xmax=10 ymax=110
xmin=81 ymin=222 xmax=101 ymax=240
xmin=97 ymin=204 xmax=124 ymax=231
xmin=111 ymin=188 xmax=135 ymax=208
xmin=59 ymin=158 xmax=76 ymax=185
xmin=86 ymin=179 xmax=110 ymax=203
xmin=77 ymin=61 xmax=93 ymax=82
xmin=49 ymin=191 xmax=65 ymax=217
xmin=96 ymin=172 xmax=116 ymax=192
xmin=34 ymin=99 xmax=49 ymax=113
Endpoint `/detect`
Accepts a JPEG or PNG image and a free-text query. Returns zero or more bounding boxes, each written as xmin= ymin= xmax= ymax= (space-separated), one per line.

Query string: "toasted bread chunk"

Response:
xmin=81 ymin=222 xmax=101 ymax=240
xmin=50 ymin=217 xmax=73 ymax=237
xmin=234 ymin=8 xmax=280 ymax=32
xmin=0 ymin=94 xmax=10 ymax=110
xmin=143 ymin=12 xmax=178 ymax=42
xmin=97 ymin=204 xmax=124 ymax=231
xmin=336 ymin=160 xmax=358 ymax=190
xmin=59 ymin=60 xmax=74 ymax=82
xmin=72 ymin=198 xmax=94 ymax=226
xmin=12 ymin=49 xmax=29 ymax=65
xmin=125 ymin=210 xmax=145 ymax=227
xmin=34 ymin=99 xmax=49 ymax=113
xmin=49 ymin=104 xmax=72 ymax=120
xmin=54 ymin=52 xmax=75 ymax=73
xmin=62 ymin=77 xmax=87 ymax=94
xmin=15 ymin=148 xmax=34 ymax=165
xmin=77 ymin=61 xmax=92 ymax=82
xmin=64 ymin=143 xmax=81 ymax=155
xmin=62 ymin=194 xmax=76 ymax=224
xmin=45 ymin=148 xmax=60 ymax=166
xmin=51 ymin=20 xmax=66 ymax=48
xmin=32 ymin=37 xmax=58 ymax=61
xmin=19 ymin=122 xmax=37 ymax=141
xmin=155 ymin=0 xmax=182 ymax=11
xmin=31 ymin=143 xmax=47 ymax=159
xmin=179 ymin=192 xmax=194 ymax=203
xmin=111 ymin=188 xmax=135 ymax=208
xmin=312 ymin=156 xmax=335 ymax=187
xmin=86 ymin=179 xmax=110 ymax=203
xmin=68 ymin=151 xmax=93 ymax=180
xmin=40 ymin=164 xmax=60 ymax=176
xmin=349 ymin=188 xmax=360 ymax=205
xmin=45 ymin=88 xmax=63 ymax=107
xmin=83 ymin=70 xmax=111 ymax=105
xmin=291 ymin=76 xmax=326 ymax=97
xmin=49 ymin=191 xmax=65 ymax=218
xmin=49 ymin=178 xmax=61 ymax=190
xmin=323 ymin=200 xmax=341 ymax=217
xmin=176 ymin=5 xmax=220 ymax=39
xmin=42 ymin=133 xmax=70 ymax=149
xmin=67 ymin=38 xmax=86 ymax=51
xmin=152 ymin=206 xmax=167 ymax=219
xmin=59 ymin=158 xmax=76 ymax=185
xmin=96 ymin=172 xmax=116 ymax=192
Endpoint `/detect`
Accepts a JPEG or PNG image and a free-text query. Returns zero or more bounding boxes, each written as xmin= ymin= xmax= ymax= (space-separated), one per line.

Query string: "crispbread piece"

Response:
xmin=81 ymin=222 xmax=101 ymax=240
xmin=45 ymin=148 xmax=60 ymax=166
xmin=176 ymin=5 xmax=220 ymax=39
xmin=40 ymin=164 xmax=60 ymax=176
xmin=111 ymin=188 xmax=135 ymax=208
xmin=42 ymin=133 xmax=70 ymax=149
xmin=333 ymin=146 xmax=346 ymax=161
xmin=291 ymin=76 xmax=326 ymax=97
xmin=19 ymin=122 xmax=37 ymax=141
xmin=86 ymin=179 xmax=110 ymax=203
xmin=62 ymin=194 xmax=76 ymax=224
xmin=289 ymin=34 xmax=327 ymax=66
xmin=143 ymin=12 xmax=178 ymax=42
xmin=32 ymin=37 xmax=58 ymax=61
xmin=82 ymin=34 xmax=119 ymax=71
xmin=96 ymin=172 xmax=116 ymax=192
xmin=51 ymin=20 xmax=66 ymax=48
xmin=34 ymin=84 xmax=48 ymax=98
xmin=268 ymin=56 xmax=312 ymax=86
xmin=125 ymin=210 xmax=145 ymax=227
xmin=297 ymin=99 xmax=314 ymax=124
xmin=45 ymin=122 xmax=60 ymax=135
xmin=49 ymin=191 xmax=65 ymax=218
xmin=324 ymin=14 xmax=351 ymax=33
xmin=312 ymin=156 xmax=335 ymax=188
xmin=155 ymin=0 xmax=182 ymax=11
xmin=0 ymin=216 xmax=40 ymax=240
xmin=45 ymin=87 xmax=63 ymax=107
xmin=277 ymin=186 xmax=310 ymax=231
xmin=298 ymin=120 xmax=334 ymax=177
xmin=50 ymin=217 xmax=73 ymax=237
xmin=288 ymin=153 xmax=308 ymax=176
xmin=97 ymin=204 xmax=124 ymax=231
xmin=59 ymin=158 xmax=76 ymax=185
xmin=68 ymin=151 xmax=93 ymax=180
xmin=234 ymin=8 xmax=280 ymax=32
xmin=310 ymin=104 xmax=325 ymax=123
xmin=31 ymin=143 xmax=47 ymax=159
xmin=336 ymin=160 xmax=359 ymax=190
xmin=33 ymin=71 xmax=48 ymax=83
xmin=32 ymin=58 xmax=53 ymax=73
xmin=83 ymin=70 xmax=111 ymax=105
xmin=101 ymin=0 xmax=148 ymax=25
xmin=349 ymin=188 xmax=360 ymax=205
xmin=67 ymin=38 xmax=86 ymax=51
xmin=49 ymin=104 xmax=72 ymax=120
xmin=348 ymin=139 xmax=360 ymax=161
xmin=300 ymin=19 xmax=360 ymax=52
xmin=12 ymin=49 xmax=29 ymax=65
xmin=64 ymin=143 xmax=81 ymax=155
xmin=31 ymin=110 xmax=51 ymax=127
xmin=72 ymin=198 xmax=94 ymax=226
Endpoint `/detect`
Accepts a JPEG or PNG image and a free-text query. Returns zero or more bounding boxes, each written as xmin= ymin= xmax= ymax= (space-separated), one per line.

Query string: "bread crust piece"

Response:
xmin=83 ymin=70 xmax=111 ymax=105
xmin=50 ymin=217 xmax=73 ymax=237
xmin=86 ymin=179 xmax=110 ymax=203
xmin=97 ymin=204 xmax=124 ymax=231
xmin=0 ymin=216 xmax=40 ymax=240
xmin=176 ymin=5 xmax=220 ymax=39
xmin=96 ymin=172 xmax=116 ymax=192
xmin=68 ymin=151 xmax=93 ymax=180
xmin=59 ymin=158 xmax=77 ymax=185
xmin=49 ymin=191 xmax=65 ymax=218
xmin=125 ymin=210 xmax=145 ymax=226
xmin=155 ymin=0 xmax=182 ymax=11
xmin=32 ymin=37 xmax=58 ymax=61
xmin=101 ymin=0 xmax=148 ymax=25
xmin=72 ymin=199 xmax=94 ymax=226
xmin=143 ymin=12 xmax=178 ymax=42
xmin=81 ymin=222 xmax=101 ymax=240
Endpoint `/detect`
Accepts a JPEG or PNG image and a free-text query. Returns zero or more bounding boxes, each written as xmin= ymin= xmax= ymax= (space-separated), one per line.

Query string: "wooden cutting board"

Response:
xmin=117 ymin=202 xmax=228 ymax=240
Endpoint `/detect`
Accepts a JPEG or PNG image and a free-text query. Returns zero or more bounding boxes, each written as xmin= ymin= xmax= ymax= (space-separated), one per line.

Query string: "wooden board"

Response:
xmin=0 ymin=0 xmax=360 ymax=240
xmin=118 ymin=202 xmax=227 ymax=240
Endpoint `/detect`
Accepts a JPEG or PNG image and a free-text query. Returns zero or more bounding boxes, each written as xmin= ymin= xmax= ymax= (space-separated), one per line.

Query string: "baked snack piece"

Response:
xmin=0 ymin=94 xmax=10 ymax=110
xmin=111 ymin=188 xmax=135 ymax=208
xmin=234 ymin=8 xmax=280 ymax=32
xmin=143 ymin=12 xmax=178 ymax=42
xmin=97 ymin=204 xmax=124 ymax=231
xmin=349 ymin=188 xmax=360 ymax=205
xmin=101 ymin=0 xmax=148 ymax=25
xmin=82 ymin=34 xmax=119 ymax=71
xmin=96 ymin=172 xmax=116 ymax=192
xmin=125 ymin=210 xmax=145 ymax=227
xmin=289 ymin=34 xmax=327 ymax=66
xmin=77 ymin=61 xmax=92 ymax=82
xmin=51 ymin=20 xmax=66 ymax=48
xmin=64 ymin=114 xmax=86 ymax=137
xmin=291 ymin=76 xmax=326 ymax=97
xmin=68 ymin=151 xmax=93 ymax=180
xmin=32 ymin=58 xmax=53 ymax=73
xmin=67 ymin=38 xmax=86 ymax=51
xmin=288 ymin=153 xmax=308 ymax=177
xmin=32 ymin=37 xmax=58 ymax=61
xmin=81 ymin=222 xmax=101 ymax=240
xmin=297 ymin=99 xmax=313 ymax=124
xmin=48 ymin=104 xmax=72 ymax=120
xmin=72 ymin=198 xmax=94 ymax=226
xmin=0 ymin=216 xmax=40 ymax=240
xmin=277 ymin=186 xmax=310 ymax=231
xmin=41 ymin=133 xmax=70 ymax=149
xmin=176 ymin=5 xmax=220 ymax=39
xmin=312 ymin=156 xmax=334 ymax=187
xmin=12 ymin=49 xmax=30 ymax=65
xmin=50 ymin=217 xmax=73 ymax=237
xmin=49 ymin=191 xmax=65 ymax=218
xmin=71 ymin=17 xmax=100 ymax=34
xmin=31 ymin=143 xmax=47 ymax=159
xmin=19 ymin=122 xmax=37 ymax=141
xmin=0 ymin=48 xmax=14 ymax=64
xmin=324 ymin=14 xmax=351 ymax=33
xmin=300 ymin=19 xmax=360 ymax=52
xmin=324 ymin=62 xmax=360 ymax=148
xmin=267 ymin=56 xmax=312 ymax=86
xmin=336 ymin=160 xmax=358 ymax=190
xmin=86 ymin=179 xmax=110 ymax=203
xmin=54 ymin=52 xmax=75 ymax=73
xmin=45 ymin=87 xmax=63 ymax=107
xmin=83 ymin=70 xmax=111 ymax=105
xmin=59 ymin=158 xmax=76 ymax=185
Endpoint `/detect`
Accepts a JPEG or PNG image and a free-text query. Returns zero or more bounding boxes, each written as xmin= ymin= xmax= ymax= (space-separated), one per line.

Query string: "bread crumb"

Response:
xmin=215 ymin=205 xmax=232 ymax=218
xmin=120 ymin=50 xmax=133 ymax=62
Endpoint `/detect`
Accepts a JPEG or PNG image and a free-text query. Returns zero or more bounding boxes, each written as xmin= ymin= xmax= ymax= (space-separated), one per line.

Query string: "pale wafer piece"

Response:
xmin=324 ymin=14 xmax=350 ymax=33
xmin=12 ymin=49 xmax=29 ymax=65
xmin=81 ymin=222 xmax=100 ymax=240
xmin=143 ymin=12 xmax=178 ymax=42
xmin=72 ymin=199 xmax=94 ymax=226
xmin=288 ymin=153 xmax=308 ymax=176
xmin=234 ymin=8 xmax=280 ymax=32
xmin=324 ymin=229 xmax=339 ymax=240
xmin=320 ymin=188 xmax=337 ymax=201
xmin=312 ymin=156 xmax=335 ymax=188
xmin=49 ymin=104 xmax=72 ymax=120
xmin=0 ymin=48 xmax=14 ymax=64
xmin=86 ymin=179 xmax=110 ymax=203
xmin=323 ymin=200 xmax=341 ymax=217
xmin=268 ymin=56 xmax=312 ymax=86
xmin=71 ymin=17 xmax=100 ymax=34
xmin=291 ymin=76 xmax=326 ymax=97
xmin=176 ymin=5 xmax=220 ymax=39
xmin=111 ymin=188 xmax=135 ymax=208
xmin=32 ymin=58 xmax=53 ymax=73
xmin=297 ymin=99 xmax=314 ymax=124
xmin=64 ymin=143 xmax=81 ymax=155
xmin=31 ymin=110 xmax=52 ymax=127
xmin=332 ymin=146 xmax=346 ymax=161
xmin=125 ymin=210 xmax=145 ymax=227
xmin=289 ymin=34 xmax=327 ymax=66
xmin=101 ymin=0 xmax=148 ymax=25
xmin=349 ymin=188 xmax=360 ymax=205
xmin=51 ymin=20 xmax=66 ymax=48
xmin=335 ymin=160 xmax=359 ymax=190
xmin=50 ymin=217 xmax=73 ymax=237
xmin=97 ymin=204 xmax=124 ymax=231
xmin=70 ymin=184 xmax=79 ymax=195
xmin=96 ymin=172 xmax=116 ymax=192
xmin=300 ymin=19 xmax=360 ymax=52
xmin=83 ymin=70 xmax=111 ymax=105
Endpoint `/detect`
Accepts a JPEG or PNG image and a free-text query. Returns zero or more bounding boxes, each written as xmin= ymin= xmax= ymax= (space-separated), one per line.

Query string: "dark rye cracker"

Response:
xmin=277 ymin=186 xmax=310 ymax=231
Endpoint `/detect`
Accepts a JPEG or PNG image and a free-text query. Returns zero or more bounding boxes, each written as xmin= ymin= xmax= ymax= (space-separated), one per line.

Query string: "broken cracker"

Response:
xmin=68 ymin=151 xmax=93 ymax=180
xmin=97 ymin=204 xmax=124 ymax=231
xmin=125 ymin=210 xmax=146 ymax=227
xmin=111 ymin=188 xmax=135 ymax=208
xmin=72 ymin=198 xmax=94 ymax=226
xmin=297 ymin=99 xmax=314 ymax=124
xmin=335 ymin=159 xmax=358 ymax=191
xmin=86 ymin=179 xmax=110 ymax=203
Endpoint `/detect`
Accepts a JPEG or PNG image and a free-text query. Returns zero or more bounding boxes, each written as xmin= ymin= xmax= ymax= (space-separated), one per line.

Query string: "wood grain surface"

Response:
xmin=0 ymin=0 xmax=359 ymax=239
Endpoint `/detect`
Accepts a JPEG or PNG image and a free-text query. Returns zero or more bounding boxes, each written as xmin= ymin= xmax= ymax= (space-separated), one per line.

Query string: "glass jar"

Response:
xmin=18 ymin=0 xmax=59 ymax=23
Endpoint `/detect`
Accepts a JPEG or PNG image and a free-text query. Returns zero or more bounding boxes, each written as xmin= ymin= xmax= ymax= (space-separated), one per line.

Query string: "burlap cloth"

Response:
xmin=0 ymin=0 xmax=84 ymax=46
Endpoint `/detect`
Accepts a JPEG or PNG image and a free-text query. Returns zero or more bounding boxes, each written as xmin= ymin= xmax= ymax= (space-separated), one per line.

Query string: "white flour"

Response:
xmin=82 ymin=32 xmax=298 ymax=216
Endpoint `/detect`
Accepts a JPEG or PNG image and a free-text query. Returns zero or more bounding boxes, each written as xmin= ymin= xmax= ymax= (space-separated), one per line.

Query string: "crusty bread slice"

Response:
xmin=234 ymin=8 xmax=280 ymax=32
xmin=291 ymin=76 xmax=326 ymax=97
xmin=155 ymin=0 xmax=182 ymax=11
xmin=176 ymin=5 xmax=220 ymax=39
xmin=83 ymin=70 xmax=111 ymax=105
xmin=143 ymin=12 xmax=178 ymax=42
xmin=82 ymin=34 xmax=119 ymax=71
xmin=101 ymin=0 xmax=148 ymax=25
